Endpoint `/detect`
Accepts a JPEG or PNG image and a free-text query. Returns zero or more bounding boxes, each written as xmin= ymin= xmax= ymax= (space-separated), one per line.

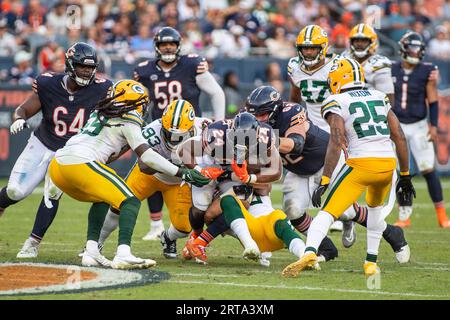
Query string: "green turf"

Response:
xmin=1 ymin=177 xmax=450 ymax=300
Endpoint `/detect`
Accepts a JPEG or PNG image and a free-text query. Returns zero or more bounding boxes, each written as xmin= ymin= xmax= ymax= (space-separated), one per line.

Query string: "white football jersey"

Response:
xmin=56 ymin=110 xmax=146 ymax=165
xmin=141 ymin=117 xmax=210 ymax=184
xmin=342 ymin=52 xmax=394 ymax=94
xmin=321 ymin=89 xmax=395 ymax=159
xmin=288 ymin=55 xmax=338 ymax=132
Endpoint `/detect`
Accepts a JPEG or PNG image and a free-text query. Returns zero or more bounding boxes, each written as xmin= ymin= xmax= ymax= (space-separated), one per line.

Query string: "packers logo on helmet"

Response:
xmin=296 ymin=25 xmax=329 ymax=67
xmin=328 ymin=58 xmax=365 ymax=94
xmin=349 ymin=23 xmax=378 ymax=58
xmin=110 ymin=79 xmax=149 ymax=116
xmin=161 ymin=99 xmax=196 ymax=150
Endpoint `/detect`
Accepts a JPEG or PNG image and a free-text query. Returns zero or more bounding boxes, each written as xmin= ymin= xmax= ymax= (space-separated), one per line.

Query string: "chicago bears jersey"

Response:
xmin=141 ymin=116 xmax=210 ymax=184
xmin=55 ymin=110 xmax=146 ymax=165
xmin=134 ymin=54 xmax=208 ymax=120
xmin=391 ymin=61 xmax=437 ymax=124
xmin=287 ymin=55 xmax=338 ymax=132
xmin=275 ymin=102 xmax=329 ymax=175
xmin=32 ymin=73 xmax=112 ymax=151
xmin=321 ymin=89 xmax=395 ymax=159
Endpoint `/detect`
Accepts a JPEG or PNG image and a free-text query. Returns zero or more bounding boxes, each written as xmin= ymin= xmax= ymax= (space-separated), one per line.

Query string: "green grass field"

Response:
xmin=1 ymin=177 xmax=450 ymax=300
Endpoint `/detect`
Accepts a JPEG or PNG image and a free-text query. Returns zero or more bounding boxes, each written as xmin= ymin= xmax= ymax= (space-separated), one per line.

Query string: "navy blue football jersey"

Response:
xmin=134 ymin=54 xmax=208 ymax=120
xmin=32 ymin=73 xmax=112 ymax=151
xmin=391 ymin=61 xmax=437 ymax=124
xmin=274 ymin=102 xmax=329 ymax=175
xmin=202 ymin=119 xmax=275 ymax=168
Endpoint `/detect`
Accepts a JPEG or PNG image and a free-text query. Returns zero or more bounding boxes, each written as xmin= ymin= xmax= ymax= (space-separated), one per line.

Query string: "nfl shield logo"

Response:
xmin=150 ymin=74 xmax=158 ymax=81
xmin=69 ymin=96 xmax=74 ymax=101
xmin=165 ymin=72 xmax=170 ymax=78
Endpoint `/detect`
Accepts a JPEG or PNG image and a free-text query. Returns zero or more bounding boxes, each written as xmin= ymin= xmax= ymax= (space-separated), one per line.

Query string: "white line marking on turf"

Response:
xmin=166 ymin=279 xmax=450 ymax=298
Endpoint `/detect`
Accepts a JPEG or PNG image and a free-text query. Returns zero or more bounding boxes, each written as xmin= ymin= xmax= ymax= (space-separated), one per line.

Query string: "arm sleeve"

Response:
xmin=372 ymin=68 xmax=395 ymax=95
xmin=196 ymin=71 xmax=226 ymax=120
xmin=122 ymin=123 xmax=179 ymax=176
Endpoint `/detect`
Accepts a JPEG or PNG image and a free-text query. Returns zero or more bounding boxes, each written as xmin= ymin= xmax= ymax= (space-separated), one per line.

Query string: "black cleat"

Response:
xmin=160 ymin=230 xmax=177 ymax=259
xmin=317 ymin=236 xmax=338 ymax=261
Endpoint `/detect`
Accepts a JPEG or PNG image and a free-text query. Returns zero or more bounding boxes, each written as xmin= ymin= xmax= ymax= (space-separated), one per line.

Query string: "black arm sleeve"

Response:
xmin=287 ymin=133 xmax=305 ymax=156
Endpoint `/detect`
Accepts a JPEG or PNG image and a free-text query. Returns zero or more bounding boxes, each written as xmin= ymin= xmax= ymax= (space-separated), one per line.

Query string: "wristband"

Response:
xmin=400 ymin=171 xmax=410 ymax=176
xmin=321 ymin=176 xmax=330 ymax=185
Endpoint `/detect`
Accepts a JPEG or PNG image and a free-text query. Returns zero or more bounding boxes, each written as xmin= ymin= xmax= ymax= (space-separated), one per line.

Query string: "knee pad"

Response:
xmin=283 ymin=199 xmax=305 ymax=220
xmin=120 ymin=196 xmax=141 ymax=215
xmin=6 ymin=185 xmax=27 ymax=202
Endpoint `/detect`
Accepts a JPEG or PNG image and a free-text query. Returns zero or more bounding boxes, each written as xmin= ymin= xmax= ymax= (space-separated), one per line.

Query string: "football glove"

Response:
xmin=10 ymin=118 xmax=27 ymax=135
xmin=231 ymin=159 xmax=250 ymax=183
xmin=312 ymin=177 xmax=330 ymax=208
xmin=200 ymin=167 xmax=225 ymax=180
xmin=396 ymin=174 xmax=416 ymax=205
xmin=180 ymin=168 xmax=211 ymax=187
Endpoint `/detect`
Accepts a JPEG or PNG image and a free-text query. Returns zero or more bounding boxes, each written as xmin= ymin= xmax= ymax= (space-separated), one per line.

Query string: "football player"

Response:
xmin=48 ymin=80 xmax=210 ymax=269
xmin=134 ymin=26 xmax=226 ymax=241
xmin=340 ymin=23 xmax=397 ymax=245
xmin=95 ymin=99 xmax=211 ymax=259
xmin=391 ymin=32 xmax=450 ymax=228
xmin=0 ymin=42 xmax=112 ymax=259
xmin=246 ymin=85 xmax=410 ymax=263
xmin=282 ymin=58 xmax=415 ymax=277
xmin=181 ymin=112 xmax=283 ymax=264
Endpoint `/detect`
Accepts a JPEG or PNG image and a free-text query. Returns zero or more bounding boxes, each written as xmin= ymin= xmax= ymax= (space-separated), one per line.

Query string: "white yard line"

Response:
xmin=166 ymin=279 xmax=450 ymax=299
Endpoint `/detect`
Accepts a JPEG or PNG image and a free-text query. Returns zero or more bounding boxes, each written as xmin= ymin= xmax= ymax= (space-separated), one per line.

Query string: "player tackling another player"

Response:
xmin=282 ymin=58 xmax=415 ymax=277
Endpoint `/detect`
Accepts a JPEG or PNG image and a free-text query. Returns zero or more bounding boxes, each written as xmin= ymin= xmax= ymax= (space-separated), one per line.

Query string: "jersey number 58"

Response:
xmin=154 ymin=81 xmax=182 ymax=110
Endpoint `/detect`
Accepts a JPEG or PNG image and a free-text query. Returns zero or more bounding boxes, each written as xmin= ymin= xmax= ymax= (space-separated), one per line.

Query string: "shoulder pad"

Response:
xmin=368 ymin=55 xmax=392 ymax=70
xmin=137 ymin=60 xmax=150 ymax=67
xmin=122 ymin=111 xmax=144 ymax=127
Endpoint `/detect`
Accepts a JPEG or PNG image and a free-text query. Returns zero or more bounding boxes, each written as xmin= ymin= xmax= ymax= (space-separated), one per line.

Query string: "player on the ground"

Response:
xmin=94 ymin=99 xmax=211 ymax=259
xmin=134 ymin=26 xmax=226 ymax=241
xmin=391 ymin=32 xmax=450 ymax=228
xmin=246 ymin=85 xmax=409 ymax=263
xmin=0 ymin=42 xmax=112 ymax=259
xmin=282 ymin=58 xmax=415 ymax=277
xmin=181 ymin=112 xmax=284 ymax=264
xmin=49 ymin=80 xmax=210 ymax=269
xmin=341 ymin=23 xmax=397 ymax=244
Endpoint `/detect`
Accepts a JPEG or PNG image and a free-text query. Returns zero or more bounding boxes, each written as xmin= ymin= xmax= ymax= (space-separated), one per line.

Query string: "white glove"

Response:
xmin=10 ymin=118 xmax=27 ymax=135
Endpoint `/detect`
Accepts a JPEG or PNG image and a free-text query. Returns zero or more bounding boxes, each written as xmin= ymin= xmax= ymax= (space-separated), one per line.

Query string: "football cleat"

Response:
xmin=111 ymin=254 xmax=156 ymax=270
xmin=282 ymin=252 xmax=318 ymax=277
xmin=160 ymin=230 xmax=177 ymax=259
xmin=395 ymin=244 xmax=411 ymax=264
xmin=81 ymin=250 xmax=112 ymax=268
xmin=184 ymin=239 xmax=207 ymax=265
xmin=243 ymin=246 xmax=261 ymax=262
xmin=142 ymin=223 xmax=165 ymax=241
xmin=363 ymin=261 xmax=380 ymax=276
xmin=439 ymin=219 xmax=450 ymax=228
xmin=17 ymin=238 xmax=40 ymax=259
xmin=329 ymin=220 xmax=343 ymax=232
xmin=342 ymin=220 xmax=356 ymax=248
xmin=394 ymin=218 xmax=411 ymax=228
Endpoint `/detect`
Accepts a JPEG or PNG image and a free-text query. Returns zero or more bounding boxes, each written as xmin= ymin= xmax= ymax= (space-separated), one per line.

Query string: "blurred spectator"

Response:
xmin=222 ymin=25 xmax=251 ymax=58
xmin=444 ymin=0 xmax=450 ymax=21
xmin=428 ymin=26 xmax=450 ymax=60
xmin=0 ymin=18 xmax=18 ymax=56
xmin=23 ymin=0 xmax=47 ymax=32
xmin=223 ymin=70 xmax=243 ymax=118
xmin=8 ymin=50 xmax=35 ymax=85
xmin=182 ymin=18 xmax=204 ymax=52
xmin=130 ymin=25 xmax=154 ymax=58
xmin=82 ymin=0 xmax=99 ymax=28
xmin=4 ymin=0 xmax=26 ymax=34
xmin=330 ymin=12 xmax=354 ymax=52
xmin=412 ymin=1 xmax=431 ymax=25
xmin=265 ymin=27 xmax=295 ymax=59
xmin=412 ymin=20 xmax=432 ymax=44
xmin=293 ymin=0 xmax=319 ymax=26
xmin=38 ymin=37 xmax=65 ymax=72
xmin=178 ymin=0 xmax=201 ymax=22
xmin=264 ymin=61 xmax=284 ymax=94
xmin=46 ymin=1 xmax=66 ymax=35
xmin=384 ymin=1 xmax=415 ymax=42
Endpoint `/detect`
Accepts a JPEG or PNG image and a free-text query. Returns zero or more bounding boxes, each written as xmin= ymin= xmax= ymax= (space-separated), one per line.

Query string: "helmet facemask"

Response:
xmin=297 ymin=45 xmax=324 ymax=67
xmin=350 ymin=37 xmax=372 ymax=58
xmin=162 ymin=127 xmax=194 ymax=151
xmin=155 ymin=42 xmax=181 ymax=63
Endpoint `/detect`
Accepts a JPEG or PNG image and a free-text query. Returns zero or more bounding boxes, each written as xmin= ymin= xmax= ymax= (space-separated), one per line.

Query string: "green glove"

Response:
xmin=180 ymin=168 xmax=211 ymax=187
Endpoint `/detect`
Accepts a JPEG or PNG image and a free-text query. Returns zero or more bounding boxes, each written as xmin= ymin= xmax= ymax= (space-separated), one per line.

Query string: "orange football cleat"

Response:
xmin=438 ymin=219 xmax=450 ymax=228
xmin=394 ymin=218 xmax=411 ymax=228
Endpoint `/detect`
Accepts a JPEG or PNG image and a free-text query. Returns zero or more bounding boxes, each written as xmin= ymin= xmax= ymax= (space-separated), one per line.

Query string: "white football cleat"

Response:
xmin=329 ymin=220 xmax=343 ymax=232
xmin=342 ymin=221 xmax=356 ymax=248
xmin=259 ymin=252 xmax=272 ymax=267
xmin=112 ymin=254 xmax=156 ymax=270
xmin=17 ymin=238 xmax=40 ymax=259
xmin=395 ymin=244 xmax=411 ymax=264
xmin=81 ymin=251 xmax=112 ymax=268
xmin=142 ymin=224 xmax=165 ymax=241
